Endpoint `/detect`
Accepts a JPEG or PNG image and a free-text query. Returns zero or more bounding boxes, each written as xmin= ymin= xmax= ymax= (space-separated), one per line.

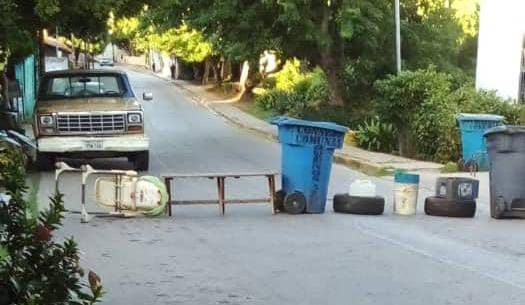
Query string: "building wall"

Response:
xmin=476 ymin=0 xmax=525 ymax=101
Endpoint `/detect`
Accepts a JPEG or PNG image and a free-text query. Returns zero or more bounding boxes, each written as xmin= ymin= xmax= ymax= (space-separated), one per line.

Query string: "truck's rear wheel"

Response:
xmin=131 ymin=151 xmax=149 ymax=171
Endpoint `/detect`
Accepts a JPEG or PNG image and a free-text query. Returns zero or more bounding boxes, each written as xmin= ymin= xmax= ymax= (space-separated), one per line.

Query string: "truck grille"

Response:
xmin=57 ymin=113 xmax=126 ymax=134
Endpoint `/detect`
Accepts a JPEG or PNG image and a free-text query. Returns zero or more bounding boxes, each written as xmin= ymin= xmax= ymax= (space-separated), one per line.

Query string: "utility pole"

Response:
xmin=55 ymin=26 xmax=60 ymax=58
xmin=395 ymin=0 xmax=401 ymax=73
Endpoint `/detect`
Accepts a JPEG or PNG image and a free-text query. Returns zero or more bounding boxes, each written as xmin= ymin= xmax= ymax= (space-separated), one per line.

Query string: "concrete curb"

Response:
xmin=124 ymin=63 xmax=442 ymax=176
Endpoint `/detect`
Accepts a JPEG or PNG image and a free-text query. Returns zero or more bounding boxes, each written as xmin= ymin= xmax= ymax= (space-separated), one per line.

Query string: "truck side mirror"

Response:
xmin=142 ymin=92 xmax=153 ymax=101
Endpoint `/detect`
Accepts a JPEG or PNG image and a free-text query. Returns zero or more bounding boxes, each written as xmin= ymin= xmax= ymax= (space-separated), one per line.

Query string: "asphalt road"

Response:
xmin=34 ymin=67 xmax=525 ymax=305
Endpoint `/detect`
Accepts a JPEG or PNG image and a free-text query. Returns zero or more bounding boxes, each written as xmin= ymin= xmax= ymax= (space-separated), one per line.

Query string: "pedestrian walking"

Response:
xmin=170 ymin=62 xmax=176 ymax=79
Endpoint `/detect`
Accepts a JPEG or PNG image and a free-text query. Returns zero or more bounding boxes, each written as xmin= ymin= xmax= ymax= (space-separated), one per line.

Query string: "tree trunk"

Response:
xmin=398 ymin=127 xmax=415 ymax=157
xmin=38 ymin=30 xmax=46 ymax=75
xmin=319 ymin=2 xmax=345 ymax=106
xmin=222 ymin=59 xmax=232 ymax=82
xmin=202 ymin=58 xmax=211 ymax=85
xmin=211 ymin=64 xmax=220 ymax=84
xmin=239 ymin=61 xmax=250 ymax=92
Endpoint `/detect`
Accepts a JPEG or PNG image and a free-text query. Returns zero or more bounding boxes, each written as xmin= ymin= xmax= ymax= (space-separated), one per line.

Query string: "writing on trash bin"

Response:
xmin=311 ymin=145 xmax=322 ymax=202
xmin=461 ymin=120 xmax=502 ymax=130
xmin=293 ymin=126 xmax=344 ymax=147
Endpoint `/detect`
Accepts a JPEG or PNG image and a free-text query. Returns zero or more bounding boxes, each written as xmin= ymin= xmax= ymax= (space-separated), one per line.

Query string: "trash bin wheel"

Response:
xmin=333 ymin=194 xmax=385 ymax=215
xmin=273 ymin=190 xmax=285 ymax=212
xmin=283 ymin=192 xmax=306 ymax=214
xmin=491 ymin=197 xmax=506 ymax=219
xmin=424 ymin=196 xmax=476 ymax=218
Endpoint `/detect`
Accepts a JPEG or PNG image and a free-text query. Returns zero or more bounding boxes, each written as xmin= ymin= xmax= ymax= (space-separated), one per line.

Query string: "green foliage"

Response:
xmin=0 ymin=0 xmax=36 ymax=63
xmin=441 ymin=162 xmax=459 ymax=173
xmin=374 ymin=66 xmax=525 ymax=163
xmin=449 ymin=86 xmax=525 ymax=125
xmin=274 ymin=59 xmax=306 ymax=92
xmin=356 ymin=117 xmax=398 ymax=153
xmin=375 ymin=68 xmax=457 ymax=161
xmin=256 ymin=61 xmax=329 ymax=117
xmin=156 ymin=25 xmax=213 ymax=62
xmin=0 ymin=148 xmax=103 ymax=305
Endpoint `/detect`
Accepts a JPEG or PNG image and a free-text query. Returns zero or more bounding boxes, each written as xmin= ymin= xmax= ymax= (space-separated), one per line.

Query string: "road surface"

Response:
xmin=33 ymin=67 xmax=525 ymax=305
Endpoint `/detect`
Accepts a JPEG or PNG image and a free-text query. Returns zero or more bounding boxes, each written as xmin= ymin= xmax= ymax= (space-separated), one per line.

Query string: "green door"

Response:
xmin=14 ymin=54 xmax=36 ymax=120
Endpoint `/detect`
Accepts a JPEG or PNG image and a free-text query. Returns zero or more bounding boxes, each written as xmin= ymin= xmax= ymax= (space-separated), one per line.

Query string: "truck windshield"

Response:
xmin=40 ymin=75 xmax=126 ymax=100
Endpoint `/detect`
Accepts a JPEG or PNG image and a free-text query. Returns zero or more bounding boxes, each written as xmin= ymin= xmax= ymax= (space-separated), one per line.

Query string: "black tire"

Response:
xmin=132 ymin=151 xmax=149 ymax=171
xmin=34 ymin=153 xmax=55 ymax=171
xmin=273 ymin=189 xmax=285 ymax=212
xmin=283 ymin=192 xmax=306 ymax=214
xmin=424 ymin=196 xmax=476 ymax=218
xmin=333 ymin=194 xmax=385 ymax=215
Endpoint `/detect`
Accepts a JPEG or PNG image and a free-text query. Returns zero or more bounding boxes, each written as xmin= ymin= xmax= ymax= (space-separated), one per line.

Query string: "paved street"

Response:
xmin=33 ymin=68 xmax=525 ymax=305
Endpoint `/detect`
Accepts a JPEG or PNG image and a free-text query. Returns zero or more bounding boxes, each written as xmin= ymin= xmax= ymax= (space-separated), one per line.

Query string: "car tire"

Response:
xmin=333 ymin=194 xmax=385 ymax=215
xmin=424 ymin=196 xmax=476 ymax=218
xmin=273 ymin=189 xmax=285 ymax=212
xmin=283 ymin=192 xmax=306 ymax=214
xmin=132 ymin=151 xmax=149 ymax=171
xmin=34 ymin=153 xmax=55 ymax=171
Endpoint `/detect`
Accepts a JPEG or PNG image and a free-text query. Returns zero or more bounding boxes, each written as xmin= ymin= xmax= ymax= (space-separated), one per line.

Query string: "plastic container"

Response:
xmin=484 ymin=125 xmax=525 ymax=218
xmin=349 ymin=180 xmax=377 ymax=197
xmin=435 ymin=177 xmax=479 ymax=200
xmin=271 ymin=116 xmax=348 ymax=213
xmin=393 ymin=172 xmax=420 ymax=215
xmin=457 ymin=113 xmax=504 ymax=170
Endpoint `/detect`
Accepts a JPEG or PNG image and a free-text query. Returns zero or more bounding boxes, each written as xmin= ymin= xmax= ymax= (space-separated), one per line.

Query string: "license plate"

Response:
xmin=84 ymin=140 xmax=103 ymax=150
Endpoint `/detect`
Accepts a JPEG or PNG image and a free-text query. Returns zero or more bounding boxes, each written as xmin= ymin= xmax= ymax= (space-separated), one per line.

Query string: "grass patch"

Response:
xmin=441 ymin=162 xmax=459 ymax=173
xmin=234 ymin=98 xmax=278 ymax=122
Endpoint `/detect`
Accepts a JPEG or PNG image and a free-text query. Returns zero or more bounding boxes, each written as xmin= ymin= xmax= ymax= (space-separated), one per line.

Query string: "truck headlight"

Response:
xmin=127 ymin=113 xmax=142 ymax=124
xmin=39 ymin=115 xmax=54 ymax=127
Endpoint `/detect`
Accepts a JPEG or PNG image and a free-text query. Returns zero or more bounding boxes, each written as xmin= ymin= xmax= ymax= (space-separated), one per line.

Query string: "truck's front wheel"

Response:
xmin=34 ymin=153 xmax=55 ymax=171
xmin=131 ymin=151 xmax=149 ymax=171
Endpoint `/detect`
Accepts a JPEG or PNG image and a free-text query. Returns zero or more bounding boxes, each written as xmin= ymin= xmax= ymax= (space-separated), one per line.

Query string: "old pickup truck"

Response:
xmin=33 ymin=69 xmax=151 ymax=171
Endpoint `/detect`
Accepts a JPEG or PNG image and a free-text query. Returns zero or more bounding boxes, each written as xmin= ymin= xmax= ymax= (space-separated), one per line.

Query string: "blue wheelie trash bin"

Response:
xmin=456 ymin=113 xmax=504 ymax=171
xmin=271 ymin=117 xmax=348 ymax=214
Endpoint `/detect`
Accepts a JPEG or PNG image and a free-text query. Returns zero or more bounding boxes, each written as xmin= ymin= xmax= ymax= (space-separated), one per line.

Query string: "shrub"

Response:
xmin=256 ymin=61 xmax=330 ymax=118
xmin=274 ymin=59 xmax=306 ymax=92
xmin=450 ymin=85 xmax=525 ymax=125
xmin=374 ymin=67 xmax=455 ymax=161
xmin=356 ymin=117 xmax=398 ymax=153
xmin=0 ymin=148 xmax=103 ymax=305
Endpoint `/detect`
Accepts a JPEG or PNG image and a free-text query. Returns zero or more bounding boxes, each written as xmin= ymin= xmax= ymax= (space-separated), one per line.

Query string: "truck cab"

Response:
xmin=33 ymin=69 xmax=151 ymax=171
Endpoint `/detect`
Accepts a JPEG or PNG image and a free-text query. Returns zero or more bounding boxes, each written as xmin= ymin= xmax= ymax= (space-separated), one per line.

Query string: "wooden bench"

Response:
xmin=162 ymin=172 xmax=280 ymax=216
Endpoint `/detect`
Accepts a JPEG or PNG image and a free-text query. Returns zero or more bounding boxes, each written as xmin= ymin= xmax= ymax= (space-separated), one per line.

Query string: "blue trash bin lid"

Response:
xmin=270 ymin=116 xmax=349 ymax=133
xmin=456 ymin=113 xmax=504 ymax=122
xmin=484 ymin=125 xmax=525 ymax=138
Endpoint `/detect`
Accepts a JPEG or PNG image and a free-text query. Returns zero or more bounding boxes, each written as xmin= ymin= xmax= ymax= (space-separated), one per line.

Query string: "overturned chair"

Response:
xmin=55 ymin=162 xmax=168 ymax=223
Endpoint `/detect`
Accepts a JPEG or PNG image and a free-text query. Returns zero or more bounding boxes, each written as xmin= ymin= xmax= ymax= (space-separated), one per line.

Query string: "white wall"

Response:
xmin=476 ymin=0 xmax=525 ymax=101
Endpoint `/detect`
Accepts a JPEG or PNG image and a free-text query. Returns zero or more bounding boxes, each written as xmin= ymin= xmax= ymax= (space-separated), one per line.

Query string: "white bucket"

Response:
xmin=349 ymin=179 xmax=377 ymax=197
xmin=393 ymin=172 xmax=420 ymax=215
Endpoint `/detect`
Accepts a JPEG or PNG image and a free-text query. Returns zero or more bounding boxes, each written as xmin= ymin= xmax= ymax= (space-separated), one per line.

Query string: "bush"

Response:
xmin=256 ymin=61 xmax=330 ymax=118
xmin=374 ymin=66 xmax=525 ymax=163
xmin=0 ymin=148 xmax=103 ymax=305
xmin=374 ymin=67 xmax=456 ymax=161
xmin=450 ymin=85 xmax=525 ymax=125
xmin=356 ymin=117 xmax=398 ymax=153
xmin=274 ymin=59 xmax=306 ymax=92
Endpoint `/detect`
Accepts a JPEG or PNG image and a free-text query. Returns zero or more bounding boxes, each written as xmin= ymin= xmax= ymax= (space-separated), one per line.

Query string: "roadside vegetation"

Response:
xmin=0 ymin=148 xmax=103 ymax=304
